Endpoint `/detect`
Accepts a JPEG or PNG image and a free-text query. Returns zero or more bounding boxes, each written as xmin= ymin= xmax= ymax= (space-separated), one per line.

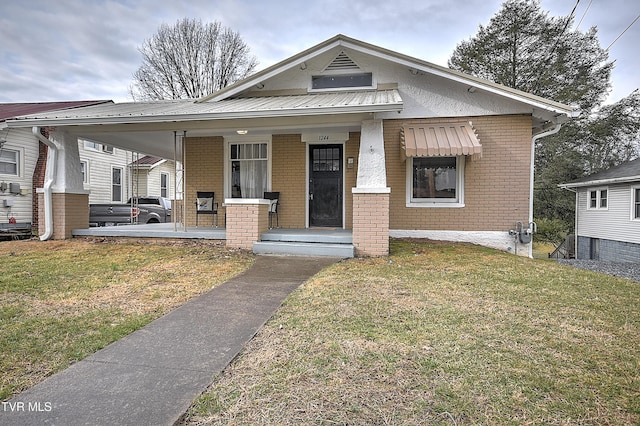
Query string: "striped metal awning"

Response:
xmin=400 ymin=122 xmax=481 ymax=158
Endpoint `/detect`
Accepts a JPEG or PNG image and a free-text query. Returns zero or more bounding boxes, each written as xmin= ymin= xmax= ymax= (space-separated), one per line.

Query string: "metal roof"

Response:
xmin=129 ymin=155 xmax=165 ymax=167
xmin=6 ymin=90 xmax=402 ymax=127
xmin=401 ymin=122 xmax=482 ymax=158
xmin=561 ymin=158 xmax=640 ymax=188
xmin=0 ymin=100 xmax=112 ymax=122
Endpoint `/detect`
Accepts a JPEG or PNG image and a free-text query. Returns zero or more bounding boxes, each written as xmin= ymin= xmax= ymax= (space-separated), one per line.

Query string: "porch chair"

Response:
xmin=195 ymin=191 xmax=218 ymax=227
xmin=264 ymin=192 xmax=280 ymax=228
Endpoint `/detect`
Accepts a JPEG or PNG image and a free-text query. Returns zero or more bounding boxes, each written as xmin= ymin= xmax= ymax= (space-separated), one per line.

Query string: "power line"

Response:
xmin=576 ymin=0 xmax=593 ymax=29
xmin=606 ymin=13 xmax=640 ymax=51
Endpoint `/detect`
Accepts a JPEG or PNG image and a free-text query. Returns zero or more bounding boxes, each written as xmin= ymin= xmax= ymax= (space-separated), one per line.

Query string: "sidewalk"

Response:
xmin=0 ymin=256 xmax=339 ymax=426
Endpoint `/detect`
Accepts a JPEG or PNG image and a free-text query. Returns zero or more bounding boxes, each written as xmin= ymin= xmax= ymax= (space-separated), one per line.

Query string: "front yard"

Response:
xmin=0 ymin=238 xmax=253 ymax=401
xmin=1 ymin=238 xmax=638 ymax=424
xmin=186 ymin=239 xmax=639 ymax=425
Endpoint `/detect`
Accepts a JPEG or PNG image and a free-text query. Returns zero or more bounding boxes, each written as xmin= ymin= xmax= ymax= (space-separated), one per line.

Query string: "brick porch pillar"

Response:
xmin=352 ymin=188 xmax=390 ymax=256
xmin=224 ymin=199 xmax=270 ymax=250
xmin=37 ymin=191 xmax=89 ymax=239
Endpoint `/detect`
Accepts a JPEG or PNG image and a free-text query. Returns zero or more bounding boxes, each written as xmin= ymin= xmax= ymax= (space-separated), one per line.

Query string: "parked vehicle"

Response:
xmin=89 ymin=196 xmax=171 ymax=227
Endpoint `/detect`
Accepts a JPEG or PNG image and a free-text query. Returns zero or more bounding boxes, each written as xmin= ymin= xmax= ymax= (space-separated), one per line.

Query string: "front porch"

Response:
xmin=72 ymin=224 xmax=355 ymax=257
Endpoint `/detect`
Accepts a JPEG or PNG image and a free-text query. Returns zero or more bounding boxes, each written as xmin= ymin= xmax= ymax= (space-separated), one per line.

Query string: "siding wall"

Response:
xmin=145 ymin=161 xmax=176 ymax=199
xmin=576 ymin=183 xmax=640 ymax=245
xmin=385 ymin=115 xmax=533 ymax=231
xmin=0 ymin=128 xmax=38 ymax=225
xmin=79 ymin=142 xmax=131 ymax=204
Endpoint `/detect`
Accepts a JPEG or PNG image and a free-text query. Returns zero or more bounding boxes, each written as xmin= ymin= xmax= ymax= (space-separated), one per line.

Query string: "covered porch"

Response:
xmin=72 ymin=223 xmax=355 ymax=257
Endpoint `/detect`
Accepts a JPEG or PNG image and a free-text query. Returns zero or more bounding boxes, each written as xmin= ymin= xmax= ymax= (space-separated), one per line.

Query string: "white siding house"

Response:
xmin=561 ymin=158 xmax=640 ymax=262
xmin=0 ymin=128 xmax=38 ymax=225
xmin=79 ymin=139 xmax=133 ymax=204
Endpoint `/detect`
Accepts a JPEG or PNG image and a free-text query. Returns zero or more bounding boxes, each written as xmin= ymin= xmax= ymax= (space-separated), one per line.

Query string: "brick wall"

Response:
xmin=225 ymin=201 xmax=269 ymax=250
xmin=271 ymin=134 xmax=306 ymax=228
xmin=32 ymin=129 xmax=49 ymax=231
xmin=384 ymin=115 xmax=533 ymax=231
xmin=38 ymin=192 xmax=89 ymax=239
xmin=184 ymin=136 xmax=224 ymax=227
xmin=578 ymin=236 xmax=640 ymax=262
xmin=352 ymin=191 xmax=390 ymax=256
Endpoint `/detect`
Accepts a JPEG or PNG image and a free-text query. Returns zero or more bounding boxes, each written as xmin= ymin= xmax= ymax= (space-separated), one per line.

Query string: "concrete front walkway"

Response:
xmin=0 ymin=256 xmax=339 ymax=426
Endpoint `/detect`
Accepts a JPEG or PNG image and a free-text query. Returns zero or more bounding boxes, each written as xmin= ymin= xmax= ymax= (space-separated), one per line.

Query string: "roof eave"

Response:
xmin=560 ymin=175 xmax=640 ymax=189
xmin=5 ymin=102 xmax=403 ymax=128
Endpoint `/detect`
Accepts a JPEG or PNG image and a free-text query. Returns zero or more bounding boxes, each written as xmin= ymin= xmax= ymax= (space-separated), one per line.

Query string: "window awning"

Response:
xmin=400 ymin=122 xmax=482 ymax=158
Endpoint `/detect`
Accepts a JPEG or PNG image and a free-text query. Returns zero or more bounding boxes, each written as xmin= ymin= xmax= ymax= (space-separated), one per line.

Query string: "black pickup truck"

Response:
xmin=89 ymin=196 xmax=171 ymax=227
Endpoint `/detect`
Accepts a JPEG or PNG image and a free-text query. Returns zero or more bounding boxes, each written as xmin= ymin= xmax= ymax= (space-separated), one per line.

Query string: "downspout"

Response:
xmin=32 ymin=127 xmax=57 ymax=241
xmin=529 ymin=123 xmax=562 ymax=257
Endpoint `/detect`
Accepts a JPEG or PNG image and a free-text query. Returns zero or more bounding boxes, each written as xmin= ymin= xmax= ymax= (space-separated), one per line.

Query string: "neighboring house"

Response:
xmin=5 ymin=35 xmax=578 ymax=256
xmin=128 ymin=155 xmax=177 ymax=200
xmin=0 ymin=101 xmax=111 ymax=232
xmin=560 ymin=158 xmax=640 ymax=262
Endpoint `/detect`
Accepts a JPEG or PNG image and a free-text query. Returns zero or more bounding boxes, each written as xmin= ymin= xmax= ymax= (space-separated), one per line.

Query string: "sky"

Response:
xmin=0 ymin=0 xmax=638 ymax=106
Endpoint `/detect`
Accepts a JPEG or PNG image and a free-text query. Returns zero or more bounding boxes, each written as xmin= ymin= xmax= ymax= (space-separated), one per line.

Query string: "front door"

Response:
xmin=309 ymin=145 xmax=343 ymax=227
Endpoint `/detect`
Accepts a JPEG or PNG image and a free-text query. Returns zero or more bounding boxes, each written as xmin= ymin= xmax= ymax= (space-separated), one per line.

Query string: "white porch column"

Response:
xmin=37 ymin=128 xmax=89 ymax=239
xmin=352 ymin=119 xmax=391 ymax=256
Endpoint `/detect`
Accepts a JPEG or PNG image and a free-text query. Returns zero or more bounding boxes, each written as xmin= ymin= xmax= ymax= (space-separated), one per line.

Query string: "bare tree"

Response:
xmin=130 ymin=19 xmax=258 ymax=100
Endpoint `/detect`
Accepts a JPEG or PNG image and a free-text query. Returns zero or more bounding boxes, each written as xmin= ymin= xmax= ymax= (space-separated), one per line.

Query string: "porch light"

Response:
xmin=236 ymin=130 xmax=248 ymax=135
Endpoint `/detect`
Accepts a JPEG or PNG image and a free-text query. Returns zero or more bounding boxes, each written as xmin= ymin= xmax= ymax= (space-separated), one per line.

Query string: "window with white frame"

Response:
xmin=80 ymin=160 xmax=88 ymax=183
xmin=112 ymin=167 xmax=123 ymax=202
xmin=0 ymin=149 xmax=19 ymax=176
xmin=229 ymin=142 xmax=269 ymax=198
xmin=160 ymin=172 xmax=169 ymax=198
xmin=587 ymin=188 xmax=608 ymax=210
xmin=84 ymin=140 xmax=101 ymax=151
xmin=407 ymin=156 xmax=464 ymax=207
xmin=632 ymin=186 xmax=640 ymax=220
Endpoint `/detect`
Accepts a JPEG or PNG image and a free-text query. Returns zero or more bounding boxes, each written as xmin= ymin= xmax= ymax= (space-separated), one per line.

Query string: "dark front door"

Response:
xmin=309 ymin=145 xmax=343 ymax=227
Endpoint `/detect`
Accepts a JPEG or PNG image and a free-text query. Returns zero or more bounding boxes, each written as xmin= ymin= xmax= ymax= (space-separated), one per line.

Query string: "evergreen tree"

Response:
xmin=449 ymin=0 xmax=639 ymax=227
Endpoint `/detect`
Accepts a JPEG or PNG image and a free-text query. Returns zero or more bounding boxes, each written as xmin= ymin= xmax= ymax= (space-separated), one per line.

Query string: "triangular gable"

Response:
xmin=197 ymin=34 xmax=577 ymax=125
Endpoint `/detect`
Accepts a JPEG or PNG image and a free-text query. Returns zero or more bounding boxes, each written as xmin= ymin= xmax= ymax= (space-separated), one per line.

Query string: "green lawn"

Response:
xmin=0 ymin=239 xmax=253 ymax=401
xmin=187 ymin=239 xmax=639 ymax=425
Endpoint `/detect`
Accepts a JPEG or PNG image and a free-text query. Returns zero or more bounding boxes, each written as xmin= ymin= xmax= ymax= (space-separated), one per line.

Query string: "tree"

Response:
xmin=130 ymin=18 xmax=258 ymax=100
xmin=448 ymin=0 xmax=612 ymax=112
xmin=448 ymin=0 xmax=639 ymax=228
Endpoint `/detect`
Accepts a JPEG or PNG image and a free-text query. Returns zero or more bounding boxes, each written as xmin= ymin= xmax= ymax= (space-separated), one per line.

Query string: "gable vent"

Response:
xmin=325 ymin=52 xmax=361 ymax=71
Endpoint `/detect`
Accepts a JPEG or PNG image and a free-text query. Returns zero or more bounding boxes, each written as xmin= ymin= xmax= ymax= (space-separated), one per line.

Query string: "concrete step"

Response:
xmin=253 ymin=241 xmax=355 ymax=258
xmin=261 ymin=229 xmax=352 ymax=244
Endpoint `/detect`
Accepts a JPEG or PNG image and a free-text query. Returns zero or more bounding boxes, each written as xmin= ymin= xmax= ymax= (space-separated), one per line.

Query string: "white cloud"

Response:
xmin=0 ymin=0 xmax=637 ymax=104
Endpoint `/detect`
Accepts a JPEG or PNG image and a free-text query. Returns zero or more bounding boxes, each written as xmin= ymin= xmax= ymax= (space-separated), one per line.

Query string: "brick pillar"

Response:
xmin=32 ymin=138 xmax=49 ymax=231
xmin=225 ymin=199 xmax=270 ymax=250
xmin=37 ymin=191 xmax=89 ymax=239
xmin=352 ymin=188 xmax=390 ymax=256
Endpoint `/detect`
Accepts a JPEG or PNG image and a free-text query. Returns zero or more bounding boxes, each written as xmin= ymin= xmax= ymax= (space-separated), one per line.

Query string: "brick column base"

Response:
xmin=37 ymin=191 xmax=89 ymax=239
xmin=225 ymin=199 xmax=270 ymax=250
xmin=352 ymin=189 xmax=390 ymax=256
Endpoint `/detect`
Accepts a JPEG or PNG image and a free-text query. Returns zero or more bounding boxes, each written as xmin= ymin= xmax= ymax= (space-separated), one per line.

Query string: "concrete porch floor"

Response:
xmin=72 ymin=222 xmax=226 ymax=240
xmin=72 ymin=223 xmax=353 ymax=244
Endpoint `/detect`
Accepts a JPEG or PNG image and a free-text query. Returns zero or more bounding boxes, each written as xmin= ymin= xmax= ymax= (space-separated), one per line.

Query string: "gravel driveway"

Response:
xmin=557 ymin=259 xmax=640 ymax=282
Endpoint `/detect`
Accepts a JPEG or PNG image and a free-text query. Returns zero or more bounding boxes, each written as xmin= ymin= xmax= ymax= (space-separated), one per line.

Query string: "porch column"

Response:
xmin=352 ymin=119 xmax=391 ymax=256
xmin=37 ymin=128 xmax=89 ymax=239
xmin=224 ymin=198 xmax=270 ymax=250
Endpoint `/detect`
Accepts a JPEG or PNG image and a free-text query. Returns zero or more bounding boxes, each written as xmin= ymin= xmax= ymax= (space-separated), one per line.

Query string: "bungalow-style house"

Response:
xmin=4 ymin=35 xmax=578 ymax=256
xmin=560 ymin=158 xmax=640 ymax=262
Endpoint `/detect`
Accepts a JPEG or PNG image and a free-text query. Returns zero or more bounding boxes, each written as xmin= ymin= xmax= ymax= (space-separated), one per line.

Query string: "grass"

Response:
xmin=186 ymin=239 xmax=639 ymax=425
xmin=0 ymin=238 xmax=253 ymax=401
